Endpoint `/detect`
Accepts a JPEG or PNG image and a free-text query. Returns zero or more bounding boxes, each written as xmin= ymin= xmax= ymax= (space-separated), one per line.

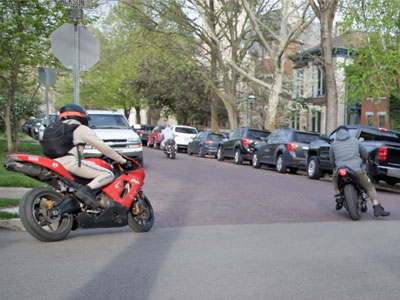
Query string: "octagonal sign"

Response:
xmin=51 ymin=23 xmax=99 ymax=71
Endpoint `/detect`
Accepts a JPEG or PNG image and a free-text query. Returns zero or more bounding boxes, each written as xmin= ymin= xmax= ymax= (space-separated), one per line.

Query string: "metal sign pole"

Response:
xmin=45 ymin=70 xmax=50 ymax=124
xmin=73 ymin=20 xmax=80 ymax=105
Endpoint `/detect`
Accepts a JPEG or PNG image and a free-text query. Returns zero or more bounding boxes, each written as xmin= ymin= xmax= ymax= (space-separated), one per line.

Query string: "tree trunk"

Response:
xmin=320 ymin=12 xmax=338 ymax=134
xmin=6 ymin=69 xmax=19 ymax=153
xmin=135 ymin=106 xmax=141 ymax=124
xmin=266 ymin=67 xmax=283 ymax=131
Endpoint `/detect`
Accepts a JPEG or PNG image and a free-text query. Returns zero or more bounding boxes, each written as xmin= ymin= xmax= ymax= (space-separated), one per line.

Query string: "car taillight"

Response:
xmin=339 ymin=168 xmax=347 ymax=176
xmin=242 ymin=138 xmax=249 ymax=147
xmin=378 ymin=147 xmax=387 ymax=161
xmin=287 ymin=142 xmax=296 ymax=152
xmin=205 ymin=140 xmax=213 ymax=144
xmin=377 ymin=127 xmax=388 ymax=132
xmin=139 ymin=130 xmax=143 ymax=135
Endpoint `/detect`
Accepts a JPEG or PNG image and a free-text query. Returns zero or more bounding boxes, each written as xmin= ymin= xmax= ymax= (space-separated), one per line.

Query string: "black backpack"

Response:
xmin=40 ymin=120 xmax=79 ymax=158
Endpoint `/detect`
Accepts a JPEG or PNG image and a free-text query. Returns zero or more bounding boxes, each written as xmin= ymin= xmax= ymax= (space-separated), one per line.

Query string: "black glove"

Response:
xmin=122 ymin=160 xmax=133 ymax=170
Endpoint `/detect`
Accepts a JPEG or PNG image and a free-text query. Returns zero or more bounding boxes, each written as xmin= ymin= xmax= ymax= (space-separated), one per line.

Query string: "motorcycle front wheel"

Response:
xmin=170 ymin=147 xmax=176 ymax=159
xmin=344 ymin=184 xmax=361 ymax=221
xmin=19 ymin=187 xmax=73 ymax=242
xmin=128 ymin=192 xmax=154 ymax=232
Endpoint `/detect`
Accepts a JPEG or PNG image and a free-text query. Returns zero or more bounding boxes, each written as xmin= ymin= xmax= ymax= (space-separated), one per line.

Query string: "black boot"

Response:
xmin=335 ymin=193 xmax=343 ymax=210
xmin=373 ymin=204 xmax=390 ymax=217
xmin=76 ymin=185 xmax=99 ymax=209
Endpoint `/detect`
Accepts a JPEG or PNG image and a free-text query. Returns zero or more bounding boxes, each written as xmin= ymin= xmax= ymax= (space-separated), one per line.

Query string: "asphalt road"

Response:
xmin=1 ymin=148 xmax=399 ymax=300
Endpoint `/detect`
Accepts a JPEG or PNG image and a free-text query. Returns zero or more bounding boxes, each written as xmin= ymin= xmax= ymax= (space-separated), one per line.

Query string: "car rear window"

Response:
xmin=359 ymin=128 xmax=400 ymax=143
xmin=295 ymin=132 xmax=321 ymax=143
xmin=247 ymin=130 xmax=270 ymax=140
xmin=209 ymin=134 xmax=224 ymax=141
xmin=175 ymin=127 xmax=197 ymax=134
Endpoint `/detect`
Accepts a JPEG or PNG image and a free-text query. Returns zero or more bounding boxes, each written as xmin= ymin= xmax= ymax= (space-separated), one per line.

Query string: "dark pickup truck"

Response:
xmin=306 ymin=125 xmax=400 ymax=185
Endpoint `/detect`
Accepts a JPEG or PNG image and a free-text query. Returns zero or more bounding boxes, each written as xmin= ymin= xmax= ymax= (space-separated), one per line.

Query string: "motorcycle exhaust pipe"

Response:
xmin=56 ymin=197 xmax=81 ymax=215
xmin=4 ymin=161 xmax=42 ymax=177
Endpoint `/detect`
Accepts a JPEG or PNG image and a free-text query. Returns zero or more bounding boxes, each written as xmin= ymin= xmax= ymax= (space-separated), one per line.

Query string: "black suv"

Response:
xmin=306 ymin=125 xmax=400 ymax=185
xmin=217 ymin=127 xmax=270 ymax=164
xmin=251 ymin=128 xmax=322 ymax=173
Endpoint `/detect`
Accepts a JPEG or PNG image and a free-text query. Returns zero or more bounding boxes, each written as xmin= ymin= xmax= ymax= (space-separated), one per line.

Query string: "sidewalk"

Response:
xmin=0 ymin=187 xmax=30 ymax=231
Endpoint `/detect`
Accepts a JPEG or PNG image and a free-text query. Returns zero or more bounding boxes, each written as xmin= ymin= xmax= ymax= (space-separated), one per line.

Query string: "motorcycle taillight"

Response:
xmin=339 ymin=168 xmax=347 ymax=176
xmin=378 ymin=147 xmax=387 ymax=161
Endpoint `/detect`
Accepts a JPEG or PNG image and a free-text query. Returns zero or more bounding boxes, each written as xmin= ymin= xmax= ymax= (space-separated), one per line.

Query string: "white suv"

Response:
xmin=83 ymin=110 xmax=143 ymax=165
xmin=172 ymin=125 xmax=198 ymax=152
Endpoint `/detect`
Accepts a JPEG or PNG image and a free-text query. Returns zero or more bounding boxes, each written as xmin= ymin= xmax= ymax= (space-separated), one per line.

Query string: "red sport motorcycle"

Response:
xmin=4 ymin=153 xmax=154 ymax=242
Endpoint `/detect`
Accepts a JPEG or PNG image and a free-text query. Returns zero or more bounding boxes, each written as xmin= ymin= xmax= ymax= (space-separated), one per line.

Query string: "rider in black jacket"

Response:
xmin=329 ymin=126 xmax=390 ymax=217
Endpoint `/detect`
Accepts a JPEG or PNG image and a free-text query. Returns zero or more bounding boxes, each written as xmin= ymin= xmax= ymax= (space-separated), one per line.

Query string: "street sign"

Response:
xmin=50 ymin=23 xmax=99 ymax=71
xmin=56 ymin=0 xmax=93 ymax=8
xmin=38 ymin=67 xmax=56 ymax=85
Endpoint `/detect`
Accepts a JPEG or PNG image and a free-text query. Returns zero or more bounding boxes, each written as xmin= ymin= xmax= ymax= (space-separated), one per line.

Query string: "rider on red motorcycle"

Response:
xmin=329 ymin=125 xmax=390 ymax=217
xmin=44 ymin=104 xmax=127 ymax=208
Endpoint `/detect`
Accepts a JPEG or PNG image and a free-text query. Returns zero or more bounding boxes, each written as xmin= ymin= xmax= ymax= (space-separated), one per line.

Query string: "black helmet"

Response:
xmin=60 ymin=104 xmax=89 ymax=126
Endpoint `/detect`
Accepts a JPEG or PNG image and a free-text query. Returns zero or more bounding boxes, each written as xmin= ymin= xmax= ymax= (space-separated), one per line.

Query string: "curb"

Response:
xmin=0 ymin=219 xmax=25 ymax=231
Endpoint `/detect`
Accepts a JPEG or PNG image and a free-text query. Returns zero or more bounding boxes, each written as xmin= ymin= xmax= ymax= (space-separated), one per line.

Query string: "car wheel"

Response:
xmin=252 ymin=151 xmax=261 ymax=168
xmin=217 ymin=147 xmax=224 ymax=161
xmin=199 ymin=146 xmax=205 ymax=157
xmin=187 ymin=147 xmax=193 ymax=155
xmin=234 ymin=149 xmax=243 ymax=165
xmin=307 ymin=156 xmax=322 ymax=179
xmin=276 ymin=154 xmax=287 ymax=173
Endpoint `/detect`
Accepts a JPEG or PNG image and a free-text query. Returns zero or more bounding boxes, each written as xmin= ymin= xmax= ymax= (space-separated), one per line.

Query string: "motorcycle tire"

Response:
xmin=19 ymin=187 xmax=73 ymax=242
xmin=170 ymin=147 xmax=176 ymax=159
xmin=344 ymin=184 xmax=361 ymax=221
xmin=128 ymin=193 xmax=154 ymax=232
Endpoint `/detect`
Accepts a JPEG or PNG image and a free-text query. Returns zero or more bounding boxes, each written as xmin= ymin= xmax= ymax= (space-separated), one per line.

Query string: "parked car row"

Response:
xmin=148 ymin=124 xmax=400 ymax=186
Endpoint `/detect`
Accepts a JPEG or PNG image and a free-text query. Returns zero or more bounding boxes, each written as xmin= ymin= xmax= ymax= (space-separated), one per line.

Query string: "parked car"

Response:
xmin=187 ymin=131 xmax=224 ymax=157
xmin=217 ymin=127 xmax=271 ymax=164
xmin=147 ymin=126 xmax=165 ymax=149
xmin=251 ymin=128 xmax=322 ymax=173
xmin=38 ymin=114 xmax=58 ymax=141
xmin=83 ymin=110 xmax=143 ymax=166
xmin=306 ymin=125 xmax=400 ymax=185
xmin=172 ymin=125 xmax=198 ymax=152
xmin=135 ymin=124 xmax=155 ymax=146
xmin=22 ymin=118 xmax=42 ymax=139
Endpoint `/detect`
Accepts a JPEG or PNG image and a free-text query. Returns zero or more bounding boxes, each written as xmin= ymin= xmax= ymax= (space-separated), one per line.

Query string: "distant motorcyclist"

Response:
xmin=160 ymin=125 xmax=175 ymax=150
xmin=329 ymin=125 xmax=390 ymax=217
xmin=50 ymin=104 xmax=127 ymax=208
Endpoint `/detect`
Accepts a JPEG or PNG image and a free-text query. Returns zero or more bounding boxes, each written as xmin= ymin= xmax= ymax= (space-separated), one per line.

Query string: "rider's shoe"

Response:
xmin=373 ymin=204 xmax=390 ymax=217
xmin=76 ymin=185 xmax=99 ymax=209
xmin=335 ymin=193 xmax=343 ymax=210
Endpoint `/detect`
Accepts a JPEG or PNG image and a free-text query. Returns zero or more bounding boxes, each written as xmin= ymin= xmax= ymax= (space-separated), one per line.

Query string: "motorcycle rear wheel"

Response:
xmin=128 ymin=192 xmax=154 ymax=232
xmin=344 ymin=184 xmax=361 ymax=221
xmin=19 ymin=187 xmax=73 ymax=242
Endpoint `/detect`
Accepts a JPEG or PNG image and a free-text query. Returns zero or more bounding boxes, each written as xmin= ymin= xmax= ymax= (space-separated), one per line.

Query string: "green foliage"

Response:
xmin=0 ymin=198 xmax=19 ymax=208
xmin=339 ymin=0 xmax=400 ymax=103
xmin=54 ymin=1 xmax=212 ymax=125
xmin=0 ymin=212 xmax=19 ymax=219
xmin=0 ymin=139 xmax=44 ymax=188
xmin=389 ymin=93 xmax=400 ymax=130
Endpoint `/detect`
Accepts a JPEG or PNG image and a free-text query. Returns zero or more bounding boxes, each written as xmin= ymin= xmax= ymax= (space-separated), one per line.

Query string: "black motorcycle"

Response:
xmin=163 ymin=139 xmax=176 ymax=159
xmin=335 ymin=167 xmax=369 ymax=220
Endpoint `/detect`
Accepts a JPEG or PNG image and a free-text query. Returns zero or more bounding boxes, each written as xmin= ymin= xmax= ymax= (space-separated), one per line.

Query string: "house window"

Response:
xmin=378 ymin=112 xmax=386 ymax=127
xmin=317 ymin=68 xmax=324 ymax=96
xmin=311 ymin=110 xmax=321 ymax=132
xmin=295 ymin=69 xmax=304 ymax=98
xmin=291 ymin=112 xmax=300 ymax=130
xmin=366 ymin=112 xmax=374 ymax=126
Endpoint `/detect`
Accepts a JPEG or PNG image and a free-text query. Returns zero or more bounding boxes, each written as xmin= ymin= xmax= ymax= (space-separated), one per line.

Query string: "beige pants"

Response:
xmin=56 ymin=156 xmax=114 ymax=189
